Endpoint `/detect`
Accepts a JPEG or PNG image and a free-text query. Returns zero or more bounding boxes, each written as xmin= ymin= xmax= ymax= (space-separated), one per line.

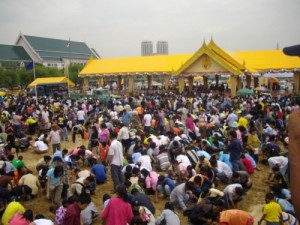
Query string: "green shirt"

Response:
xmin=11 ymin=159 xmax=25 ymax=169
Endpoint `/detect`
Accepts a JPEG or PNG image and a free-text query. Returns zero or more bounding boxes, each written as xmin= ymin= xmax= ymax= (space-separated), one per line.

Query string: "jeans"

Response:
xmin=50 ymin=184 xmax=63 ymax=206
xmin=52 ymin=143 xmax=61 ymax=154
xmin=60 ymin=127 xmax=69 ymax=141
xmin=231 ymin=160 xmax=241 ymax=172
xmin=157 ymin=184 xmax=172 ymax=196
xmin=216 ymin=172 xmax=230 ymax=184
xmin=110 ymin=164 xmax=124 ymax=190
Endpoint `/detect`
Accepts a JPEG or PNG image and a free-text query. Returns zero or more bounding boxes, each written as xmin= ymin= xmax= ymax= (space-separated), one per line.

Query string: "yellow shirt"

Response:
xmin=1 ymin=201 xmax=25 ymax=225
xmin=247 ymin=133 xmax=260 ymax=148
xmin=263 ymin=201 xmax=282 ymax=222
xmin=238 ymin=117 xmax=248 ymax=128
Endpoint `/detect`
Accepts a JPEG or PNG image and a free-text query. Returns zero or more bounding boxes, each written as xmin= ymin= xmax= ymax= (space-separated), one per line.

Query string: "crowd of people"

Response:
xmin=0 ymin=89 xmax=298 ymax=225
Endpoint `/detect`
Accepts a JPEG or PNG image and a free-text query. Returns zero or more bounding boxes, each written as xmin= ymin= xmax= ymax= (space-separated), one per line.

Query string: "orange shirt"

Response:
xmin=220 ymin=210 xmax=254 ymax=225
xmin=136 ymin=106 xmax=144 ymax=115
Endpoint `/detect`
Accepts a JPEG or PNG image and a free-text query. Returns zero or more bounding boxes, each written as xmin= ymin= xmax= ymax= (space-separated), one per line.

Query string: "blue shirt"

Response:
xmin=196 ymin=150 xmax=211 ymax=160
xmin=227 ymin=139 xmax=243 ymax=162
xmin=91 ymin=164 xmax=107 ymax=183
xmin=157 ymin=177 xmax=176 ymax=191
xmin=46 ymin=168 xmax=62 ymax=187
xmin=219 ymin=151 xmax=232 ymax=169
xmin=132 ymin=152 xmax=142 ymax=164
xmin=244 ymin=153 xmax=257 ymax=169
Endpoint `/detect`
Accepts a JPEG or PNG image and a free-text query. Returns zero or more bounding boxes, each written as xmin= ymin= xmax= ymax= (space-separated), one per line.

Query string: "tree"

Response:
xmin=0 ymin=70 xmax=19 ymax=89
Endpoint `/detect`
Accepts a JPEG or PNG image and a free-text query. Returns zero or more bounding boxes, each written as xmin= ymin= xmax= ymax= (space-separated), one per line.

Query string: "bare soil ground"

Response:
xmin=13 ymin=136 xmax=270 ymax=224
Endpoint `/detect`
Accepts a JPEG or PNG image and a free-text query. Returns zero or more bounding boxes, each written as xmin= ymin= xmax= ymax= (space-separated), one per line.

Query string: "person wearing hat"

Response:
xmin=226 ymin=110 xmax=238 ymax=128
xmin=131 ymin=200 xmax=156 ymax=225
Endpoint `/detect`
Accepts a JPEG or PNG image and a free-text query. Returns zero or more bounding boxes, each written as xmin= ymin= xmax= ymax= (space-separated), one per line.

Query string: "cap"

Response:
xmin=231 ymin=121 xmax=239 ymax=128
xmin=132 ymin=200 xmax=141 ymax=206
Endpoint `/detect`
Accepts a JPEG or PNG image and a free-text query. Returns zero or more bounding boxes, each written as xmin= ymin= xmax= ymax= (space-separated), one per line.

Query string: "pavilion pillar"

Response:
xmin=178 ymin=77 xmax=185 ymax=93
xmin=128 ymin=75 xmax=134 ymax=94
xmin=188 ymin=76 xmax=194 ymax=92
xmin=236 ymin=76 xmax=242 ymax=90
xmin=147 ymin=75 xmax=152 ymax=88
xmin=230 ymin=76 xmax=237 ymax=97
xmin=164 ymin=74 xmax=170 ymax=90
xmin=215 ymin=75 xmax=220 ymax=87
xmin=82 ymin=77 xmax=89 ymax=92
xmin=97 ymin=77 xmax=104 ymax=87
xmin=203 ymin=76 xmax=208 ymax=89
xmin=294 ymin=72 xmax=300 ymax=94
xmin=118 ymin=75 xmax=123 ymax=88
xmin=253 ymin=77 xmax=259 ymax=88
xmin=246 ymin=75 xmax=251 ymax=88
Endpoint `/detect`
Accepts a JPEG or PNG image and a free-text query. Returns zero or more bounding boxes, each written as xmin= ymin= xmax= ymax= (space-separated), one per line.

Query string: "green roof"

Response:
xmin=24 ymin=35 xmax=97 ymax=62
xmin=0 ymin=44 xmax=32 ymax=61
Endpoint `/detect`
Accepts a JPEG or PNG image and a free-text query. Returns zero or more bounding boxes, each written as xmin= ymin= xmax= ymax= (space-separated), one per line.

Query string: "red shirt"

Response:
xmin=242 ymin=158 xmax=254 ymax=174
xmin=64 ymin=203 xmax=81 ymax=225
xmin=101 ymin=197 xmax=133 ymax=225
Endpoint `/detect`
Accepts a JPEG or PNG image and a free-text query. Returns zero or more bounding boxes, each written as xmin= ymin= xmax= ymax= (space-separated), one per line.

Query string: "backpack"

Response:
xmin=73 ymin=182 xmax=87 ymax=196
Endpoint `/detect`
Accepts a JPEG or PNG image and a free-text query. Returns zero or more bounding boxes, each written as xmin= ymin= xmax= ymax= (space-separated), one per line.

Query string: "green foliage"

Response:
xmin=0 ymin=70 xmax=19 ymax=89
xmin=0 ymin=64 xmax=84 ymax=89
xmin=69 ymin=64 xmax=83 ymax=85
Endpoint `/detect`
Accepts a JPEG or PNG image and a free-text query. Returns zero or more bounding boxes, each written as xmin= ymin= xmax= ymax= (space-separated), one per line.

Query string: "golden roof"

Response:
xmin=79 ymin=40 xmax=300 ymax=77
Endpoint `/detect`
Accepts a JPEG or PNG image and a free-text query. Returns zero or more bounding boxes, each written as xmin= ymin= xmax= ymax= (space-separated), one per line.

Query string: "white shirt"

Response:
xmin=176 ymin=155 xmax=192 ymax=166
xmin=143 ymin=114 xmax=152 ymax=127
xmin=33 ymin=219 xmax=54 ymax=225
xmin=77 ymin=110 xmax=85 ymax=120
xmin=118 ymin=126 xmax=130 ymax=140
xmin=223 ymin=183 xmax=243 ymax=201
xmin=108 ymin=139 xmax=123 ymax=166
xmin=34 ymin=140 xmax=48 ymax=152
xmin=268 ymin=156 xmax=288 ymax=173
xmin=136 ymin=155 xmax=152 ymax=171
xmin=217 ymin=160 xmax=233 ymax=178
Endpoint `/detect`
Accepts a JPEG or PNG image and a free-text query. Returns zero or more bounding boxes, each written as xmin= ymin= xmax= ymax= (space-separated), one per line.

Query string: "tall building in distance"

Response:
xmin=141 ymin=41 xmax=153 ymax=56
xmin=156 ymin=41 xmax=168 ymax=55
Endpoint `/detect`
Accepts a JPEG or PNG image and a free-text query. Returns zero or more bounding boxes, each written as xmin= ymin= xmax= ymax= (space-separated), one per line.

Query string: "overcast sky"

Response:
xmin=0 ymin=0 xmax=299 ymax=58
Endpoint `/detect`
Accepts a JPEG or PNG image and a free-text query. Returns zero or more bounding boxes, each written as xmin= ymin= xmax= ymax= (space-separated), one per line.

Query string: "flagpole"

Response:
xmin=33 ymin=61 xmax=38 ymax=105
xmin=68 ymin=38 xmax=71 ymax=97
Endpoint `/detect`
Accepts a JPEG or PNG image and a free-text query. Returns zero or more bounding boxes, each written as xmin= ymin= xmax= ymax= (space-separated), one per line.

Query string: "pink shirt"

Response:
xmin=145 ymin=171 xmax=159 ymax=190
xmin=186 ymin=117 xmax=195 ymax=131
xmin=101 ymin=197 xmax=133 ymax=225
xmin=8 ymin=213 xmax=30 ymax=225
xmin=99 ymin=128 xmax=109 ymax=143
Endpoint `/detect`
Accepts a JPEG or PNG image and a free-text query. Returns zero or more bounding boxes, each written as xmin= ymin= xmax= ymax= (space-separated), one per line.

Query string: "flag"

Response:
xmin=66 ymin=41 xmax=71 ymax=48
xmin=26 ymin=61 xmax=34 ymax=71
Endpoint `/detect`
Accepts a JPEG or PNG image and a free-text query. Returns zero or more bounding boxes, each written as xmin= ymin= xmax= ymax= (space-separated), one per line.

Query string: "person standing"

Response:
xmin=46 ymin=165 xmax=64 ymax=207
xmin=48 ymin=124 xmax=62 ymax=153
xmin=118 ymin=123 xmax=130 ymax=152
xmin=107 ymin=131 xmax=124 ymax=190
xmin=226 ymin=130 xmax=243 ymax=172
xmin=258 ymin=193 xmax=282 ymax=225
xmin=143 ymin=110 xmax=152 ymax=136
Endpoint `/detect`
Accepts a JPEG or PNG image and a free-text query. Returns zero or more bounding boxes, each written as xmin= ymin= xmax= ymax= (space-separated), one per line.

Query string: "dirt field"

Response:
xmin=16 ymin=136 xmax=270 ymax=224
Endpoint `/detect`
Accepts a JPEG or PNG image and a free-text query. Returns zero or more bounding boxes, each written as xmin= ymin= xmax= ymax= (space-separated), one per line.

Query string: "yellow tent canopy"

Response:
xmin=28 ymin=77 xmax=75 ymax=88
xmin=79 ymin=40 xmax=300 ymax=77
